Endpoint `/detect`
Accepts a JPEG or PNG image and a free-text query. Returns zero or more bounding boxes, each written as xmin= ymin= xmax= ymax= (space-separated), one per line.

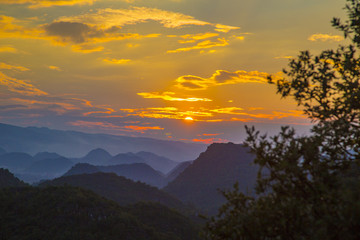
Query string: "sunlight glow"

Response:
xmin=185 ymin=116 xmax=194 ymax=121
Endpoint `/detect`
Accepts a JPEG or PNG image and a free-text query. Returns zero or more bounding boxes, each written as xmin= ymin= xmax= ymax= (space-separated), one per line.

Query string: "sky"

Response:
xmin=0 ymin=0 xmax=347 ymax=144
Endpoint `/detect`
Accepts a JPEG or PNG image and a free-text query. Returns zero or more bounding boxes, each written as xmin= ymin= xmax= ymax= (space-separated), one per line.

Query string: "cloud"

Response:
xmin=0 ymin=0 xmax=96 ymax=8
xmin=0 ymin=15 xmax=44 ymax=40
xmin=0 ymin=45 xmax=18 ymax=53
xmin=103 ymin=58 xmax=131 ymax=64
xmin=210 ymin=107 xmax=244 ymax=114
xmin=44 ymin=21 xmax=96 ymax=44
xmin=274 ymin=56 xmax=293 ymax=59
xmin=137 ymin=91 xmax=212 ymax=102
xmin=175 ymin=70 xmax=269 ymax=90
xmin=215 ymin=24 xmax=240 ymax=33
xmin=0 ymin=62 xmax=29 ymax=71
xmin=43 ymin=19 xmax=160 ymax=49
xmin=308 ymin=34 xmax=344 ymax=42
xmin=178 ymin=32 xmax=219 ymax=41
xmin=68 ymin=120 xmax=164 ymax=133
xmin=191 ymin=138 xmax=228 ymax=144
xmin=167 ymin=38 xmax=229 ymax=53
xmin=58 ymin=7 xmax=210 ymax=29
xmin=120 ymin=107 xmax=213 ymax=120
xmin=48 ymin=65 xmax=62 ymax=71
xmin=71 ymin=44 xmax=104 ymax=53
xmin=0 ymin=72 xmax=47 ymax=96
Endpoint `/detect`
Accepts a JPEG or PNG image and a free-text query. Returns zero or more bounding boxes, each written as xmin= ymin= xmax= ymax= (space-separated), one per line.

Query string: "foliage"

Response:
xmin=205 ymin=0 xmax=360 ymax=239
xmin=0 ymin=185 xmax=202 ymax=240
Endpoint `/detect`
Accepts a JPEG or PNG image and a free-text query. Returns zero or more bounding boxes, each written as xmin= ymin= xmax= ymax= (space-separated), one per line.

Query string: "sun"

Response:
xmin=184 ymin=116 xmax=194 ymax=121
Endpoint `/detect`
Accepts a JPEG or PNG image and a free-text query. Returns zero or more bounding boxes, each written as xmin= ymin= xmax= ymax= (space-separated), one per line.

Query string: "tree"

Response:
xmin=205 ymin=0 xmax=360 ymax=239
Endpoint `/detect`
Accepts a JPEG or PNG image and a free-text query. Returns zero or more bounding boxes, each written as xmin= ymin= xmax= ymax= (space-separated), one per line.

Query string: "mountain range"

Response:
xmin=0 ymin=122 xmax=205 ymax=161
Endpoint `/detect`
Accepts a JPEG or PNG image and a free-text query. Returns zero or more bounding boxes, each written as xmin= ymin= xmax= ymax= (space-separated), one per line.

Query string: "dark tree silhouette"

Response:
xmin=205 ymin=0 xmax=360 ymax=239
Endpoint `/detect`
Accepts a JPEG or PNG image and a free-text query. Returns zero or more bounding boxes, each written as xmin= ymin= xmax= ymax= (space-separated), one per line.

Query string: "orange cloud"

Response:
xmin=175 ymin=70 xmax=270 ymax=90
xmin=68 ymin=120 xmax=163 ymax=133
xmin=201 ymin=133 xmax=223 ymax=136
xmin=167 ymin=38 xmax=229 ymax=53
xmin=83 ymin=107 xmax=115 ymax=116
xmin=0 ymin=0 xmax=95 ymax=8
xmin=0 ymin=72 xmax=47 ymax=96
xmin=191 ymin=138 xmax=228 ymax=144
xmin=120 ymin=107 xmax=213 ymax=120
xmin=308 ymin=33 xmax=344 ymax=42
xmin=137 ymin=91 xmax=212 ymax=102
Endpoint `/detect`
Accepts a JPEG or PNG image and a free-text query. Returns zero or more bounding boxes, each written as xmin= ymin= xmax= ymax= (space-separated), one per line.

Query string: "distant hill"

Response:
xmin=63 ymin=163 xmax=101 ymax=176
xmin=164 ymin=142 xmax=258 ymax=215
xmin=25 ymin=157 xmax=74 ymax=177
xmin=108 ymin=153 xmax=146 ymax=166
xmin=0 ymin=186 xmax=201 ymax=240
xmin=64 ymin=163 xmax=167 ymax=188
xmin=0 ymin=122 xmax=206 ymax=161
xmin=33 ymin=152 xmax=63 ymax=161
xmin=41 ymin=172 xmax=187 ymax=211
xmin=0 ymin=152 xmax=34 ymax=173
xmin=0 ymin=168 xmax=27 ymax=188
xmin=76 ymin=148 xmax=112 ymax=165
xmin=166 ymin=161 xmax=193 ymax=182
xmin=76 ymin=149 xmax=179 ymax=174
xmin=135 ymin=151 xmax=178 ymax=174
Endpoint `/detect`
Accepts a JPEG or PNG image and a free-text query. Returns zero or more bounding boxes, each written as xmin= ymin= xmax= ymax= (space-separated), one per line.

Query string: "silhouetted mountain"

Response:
xmin=0 ymin=152 xmax=34 ymax=172
xmin=0 ymin=168 xmax=27 ymax=188
xmin=33 ymin=152 xmax=63 ymax=161
xmin=135 ymin=151 xmax=178 ymax=174
xmin=77 ymin=148 xmax=112 ymax=165
xmin=0 ymin=122 xmax=205 ymax=161
xmin=41 ymin=172 xmax=187 ymax=211
xmin=63 ymin=163 xmax=101 ymax=176
xmin=0 ymin=186 xmax=201 ymax=239
xmin=164 ymin=143 xmax=258 ymax=215
xmin=25 ymin=157 xmax=74 ymax=177
xmin=64 ymin=163 xmax=167 ymax=188
xmin=99 ymin=163 xmax=166 ymax=188
xmin=0 ymin=147 xmax=6 ymax=155
xmin=166 ymin=161 xmax=193 ymax=182
xmin=107 ymin=153 xmax=146 ymax=166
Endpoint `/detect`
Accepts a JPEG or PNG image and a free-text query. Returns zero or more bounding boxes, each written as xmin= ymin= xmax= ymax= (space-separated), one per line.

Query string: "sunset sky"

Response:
xmin=0 ymin=0 xmax=347 ymax=144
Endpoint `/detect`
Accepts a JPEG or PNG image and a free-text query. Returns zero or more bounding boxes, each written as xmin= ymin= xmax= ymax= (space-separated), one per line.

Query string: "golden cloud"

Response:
xmin=179 ymin=32 xmax=219 ymax=41
xmin=215 ymin=24 xmax=240 ymax=33
xmin=119 ymin=105 xmax=306 ymax=123
xmin=48 ymin=65 xmax=62 ymax=71
xmin=58 ymin=7 xmax=210 ymax=29
xmin=0 ymin=45 xmax=18 ymax=53
xmin=137 ymin=91 xmax=212 ymax=102
xmin=0 ymin=15 xmax=44 ymax=39
xmin=0 ymin=62 xmax=29 ymax=71
xmin=308 ymin=33 xmax=344 ymax=42
xmin=103 ymin=58 xmax=131 ymax=64
xmin=0 ymin=72 xmax=47 ymax=96
xmin=167 ymin=38 xmax=229 ymax=53
xmin=0 ymin=0 xmax=95 ymax=8
xmin=175 ymin=70 xmax=270 ymax=90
